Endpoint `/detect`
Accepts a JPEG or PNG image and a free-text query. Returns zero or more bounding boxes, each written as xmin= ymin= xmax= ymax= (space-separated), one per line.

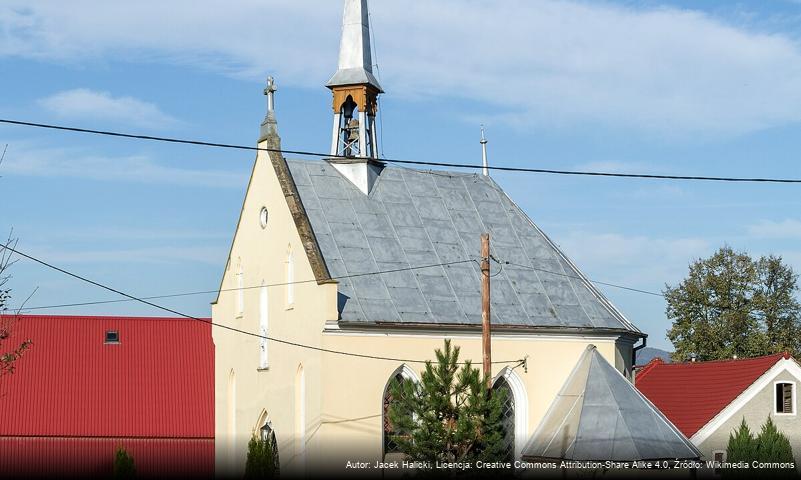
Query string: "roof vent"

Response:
xmin=105 ymin=330 xmax=120 ymax=344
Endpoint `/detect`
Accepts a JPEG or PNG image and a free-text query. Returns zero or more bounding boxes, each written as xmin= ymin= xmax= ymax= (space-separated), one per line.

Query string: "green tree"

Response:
xmin=755 ymin=256 xmax=801 ymax=356
xmin=666 ymin=246 xmax=801 ymax=361
xmin=726 ymin=418 xmax=758 ymax=471
xmin=756 ymin=417 xmax=794 ymax=466
xmin=387 ymin=340 xmax=508 ymax=470
xmin=245 ymin=433 xmax=279 ymax=479
xmin=724 ymin=418 xmax=795 ymax=478
xmin=113 ymin=446 xmax=136 ymax=479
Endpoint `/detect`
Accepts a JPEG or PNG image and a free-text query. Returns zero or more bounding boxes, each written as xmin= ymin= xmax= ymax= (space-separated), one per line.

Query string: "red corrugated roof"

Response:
xmin=635 ymin=352 xmax=788 ymax=438
xmin=0 ymin=315 xmax=214 ymax=438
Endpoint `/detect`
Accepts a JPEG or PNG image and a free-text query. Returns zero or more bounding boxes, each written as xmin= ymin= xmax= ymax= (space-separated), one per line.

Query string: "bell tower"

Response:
xmin=327 ymin=0 xmax=383 ymax=160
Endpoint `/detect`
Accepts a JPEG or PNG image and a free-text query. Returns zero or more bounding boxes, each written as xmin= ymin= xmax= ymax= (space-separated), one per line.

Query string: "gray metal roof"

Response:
xmin=286 ymin=159 xmax=641 ymax=333
xmin=522 ymin=345 xmax=700 ymax=461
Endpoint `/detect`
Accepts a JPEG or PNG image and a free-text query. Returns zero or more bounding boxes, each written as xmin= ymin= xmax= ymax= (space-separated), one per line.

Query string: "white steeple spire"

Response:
xmin=327 ymin=0 xmax=383 ymax=92
xmin=326 ymin=0 xmax=384 ymax=195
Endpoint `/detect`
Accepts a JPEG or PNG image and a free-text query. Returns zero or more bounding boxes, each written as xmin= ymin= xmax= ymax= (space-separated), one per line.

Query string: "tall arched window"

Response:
xmin=294 ymin=364 xmax=306 ymax=466
xmin=492 ymin=368 xmax=528 ymax=460
xmin=227 ymin=369 xmax=237 ymax=460
xmin=235 ymin=259 xmax=244 ymax=317
xmin=256 ymin=412 xmax=280 ymax=476
xmin=492 ymin=376 xmax=515 ymax=462
xmin=382 ymin=365 xmax=418 ymax=457
xmin=259 ymin=284 xmax=269 ymax=369
xmin=286 ymin=248 xmax=295 ymax=307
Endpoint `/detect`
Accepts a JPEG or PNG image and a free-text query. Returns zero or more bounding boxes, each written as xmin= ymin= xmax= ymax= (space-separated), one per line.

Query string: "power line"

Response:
xmin=13 ymin=257 xmax=669 ymax=312
xmin=502 ymin=260 xmax=751 ymax=315
xmin=502 ymin=261 xmax=665 ymax=298
xmin=14 ymin=257 xmax=669 ymax=313
xmin=2 ymin=118 xmax=801 ymax=184
xmin=12 ymin=260 xmax=477 ymax=312
xmin=0 ymin=244 xmax=522 ymax=365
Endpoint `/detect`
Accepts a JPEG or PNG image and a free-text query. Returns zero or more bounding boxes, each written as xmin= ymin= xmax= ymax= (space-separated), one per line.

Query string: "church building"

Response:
xmin=211 ymin=0 xmax=682 ymax=475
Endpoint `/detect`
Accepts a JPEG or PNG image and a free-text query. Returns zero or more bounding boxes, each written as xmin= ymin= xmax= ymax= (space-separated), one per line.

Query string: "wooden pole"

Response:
xmin=481 ymin=233 xmax=492 ymax=389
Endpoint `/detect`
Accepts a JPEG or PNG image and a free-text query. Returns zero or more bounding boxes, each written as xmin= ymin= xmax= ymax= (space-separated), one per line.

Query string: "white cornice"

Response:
xmin=322 ymin=323 xmax=622 ymax=343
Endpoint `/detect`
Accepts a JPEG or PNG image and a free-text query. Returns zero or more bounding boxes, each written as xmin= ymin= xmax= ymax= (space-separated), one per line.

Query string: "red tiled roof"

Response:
xmin=0 ymin=315 xmax=214 ymax=439
xmin=635 ymin=352 xmax=789 ymax=438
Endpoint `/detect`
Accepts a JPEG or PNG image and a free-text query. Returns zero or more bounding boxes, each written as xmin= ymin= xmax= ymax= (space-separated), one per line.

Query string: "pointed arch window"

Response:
xmin=491 ymin=368 xmax=528 ymax=460
xmin=492 ymin=376 xmax=516 ymax=462
xmin=227 ymin=369 xmax=237 ymax=460
xmin=382 ymin=367 xmax=416 ymax=457
xmin=259 ymin=421 xmax=280 ymax=475
xmin=286 ymin=248 xmax=295 ymax=307
xmin=295 ymin=365 xmax=306 ymax=466
xmin=259 ymin=284 xmax=269 ymax=369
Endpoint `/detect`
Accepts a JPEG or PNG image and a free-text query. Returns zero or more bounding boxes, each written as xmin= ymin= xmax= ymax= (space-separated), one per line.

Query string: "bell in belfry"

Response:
xmin=343 ymin=118 xmax=360 ymax=156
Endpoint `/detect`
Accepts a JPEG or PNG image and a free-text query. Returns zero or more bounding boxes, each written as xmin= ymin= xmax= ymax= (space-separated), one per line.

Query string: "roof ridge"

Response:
xmin=633 ymin=357 xmax=664 ymax=381
xmin=660 ymin=352 xmax=788 ymax=367
xmin=0 ymin=314 xmax=210 ymax=321
xmin=286 ymin=157 xmax=481 ymax=178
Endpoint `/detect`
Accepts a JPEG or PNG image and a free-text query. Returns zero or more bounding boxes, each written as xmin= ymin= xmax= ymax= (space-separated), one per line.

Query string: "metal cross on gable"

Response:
xmin=264 ymin=76 xmax=277 ymax=114
xmin=264 ymin=76 xmax=277 ymax=95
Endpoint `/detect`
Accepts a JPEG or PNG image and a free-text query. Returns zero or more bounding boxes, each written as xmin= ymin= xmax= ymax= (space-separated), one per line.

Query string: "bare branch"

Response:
xmin=15 ymin=286 xmax=38 ymax=316
xmin=0 ymin=231 xmax=18 ymax=291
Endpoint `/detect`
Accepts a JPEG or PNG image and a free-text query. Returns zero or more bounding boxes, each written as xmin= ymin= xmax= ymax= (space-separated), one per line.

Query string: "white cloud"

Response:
xmin=3 ymin=1 xmax=801 ymax=137
xmin=1 ymin=144 xmax=246 ymax=188
xmin=38 ymin=89 xmax=178 ymax=129
xmin=556 ymin=231 xmax=711 ymax=288
xmin=747 ymin=219 xmax=801 ymax=239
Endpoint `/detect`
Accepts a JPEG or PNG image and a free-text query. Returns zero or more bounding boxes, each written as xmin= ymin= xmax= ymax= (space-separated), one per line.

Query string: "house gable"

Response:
xmin=212 ymin=146 xmax=335 ymax=309
xmin=635 ymin=353 xmax=786 ymax=438
xmin=690 ymin=357 xmax=801 ymax=445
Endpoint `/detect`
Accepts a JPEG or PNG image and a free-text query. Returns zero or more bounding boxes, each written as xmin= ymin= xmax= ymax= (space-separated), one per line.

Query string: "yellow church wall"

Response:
xmin=315 ymin=330 xmax=626 ymax=463
xmin=212 ymin=145 xmax=338 ymax=477
xmin=212 ymin=146 xmax=640 ymax=475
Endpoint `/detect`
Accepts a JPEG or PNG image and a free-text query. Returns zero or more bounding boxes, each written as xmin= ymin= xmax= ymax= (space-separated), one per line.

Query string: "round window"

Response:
xmin=259 ymin=207 xmax=269 ymax=229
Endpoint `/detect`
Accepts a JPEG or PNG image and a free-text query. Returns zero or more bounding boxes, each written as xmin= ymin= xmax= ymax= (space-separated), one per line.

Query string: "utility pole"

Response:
xmin=481 ymin=233 xmax=492 ymax=389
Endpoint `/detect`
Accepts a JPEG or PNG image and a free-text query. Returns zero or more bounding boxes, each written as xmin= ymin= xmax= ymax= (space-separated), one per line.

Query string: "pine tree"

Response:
xmin=387 ymin=340 xmax=508 ymax=472
xmin=113 ymin=446 xmax=136 ymax=480
xmin=245 ymin=434 xmax=279 ymax=479
xmin=725 ymin=418 xmax=757 ymax=479
xmin=756 ymin=416 xmax=794 ymax=476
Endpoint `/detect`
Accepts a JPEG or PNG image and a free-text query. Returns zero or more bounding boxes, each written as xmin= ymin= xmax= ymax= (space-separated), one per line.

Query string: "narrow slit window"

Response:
xmin=286 ymin=250 xmax=295 ymax=307
xmin=776 ymin=383 xmax=794 ymax=414
xmin=105 ymin=330 xmax=119 ymax=343
xmin=259 ymin=285 xmax=269 ymax=369
xmin=236 ymin=260 xmax=244 ymax=317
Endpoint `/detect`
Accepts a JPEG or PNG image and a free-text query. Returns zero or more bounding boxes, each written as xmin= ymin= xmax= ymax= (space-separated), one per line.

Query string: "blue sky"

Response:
xmin=2 ymin=0 xmax=801 ymax=350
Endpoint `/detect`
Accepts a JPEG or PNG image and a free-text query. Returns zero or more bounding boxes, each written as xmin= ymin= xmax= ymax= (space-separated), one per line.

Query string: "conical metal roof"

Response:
xmin=327 ymin=0 xmax=383 ymax=92
xmin=522 ymin=345 xmax=700 ymax=461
